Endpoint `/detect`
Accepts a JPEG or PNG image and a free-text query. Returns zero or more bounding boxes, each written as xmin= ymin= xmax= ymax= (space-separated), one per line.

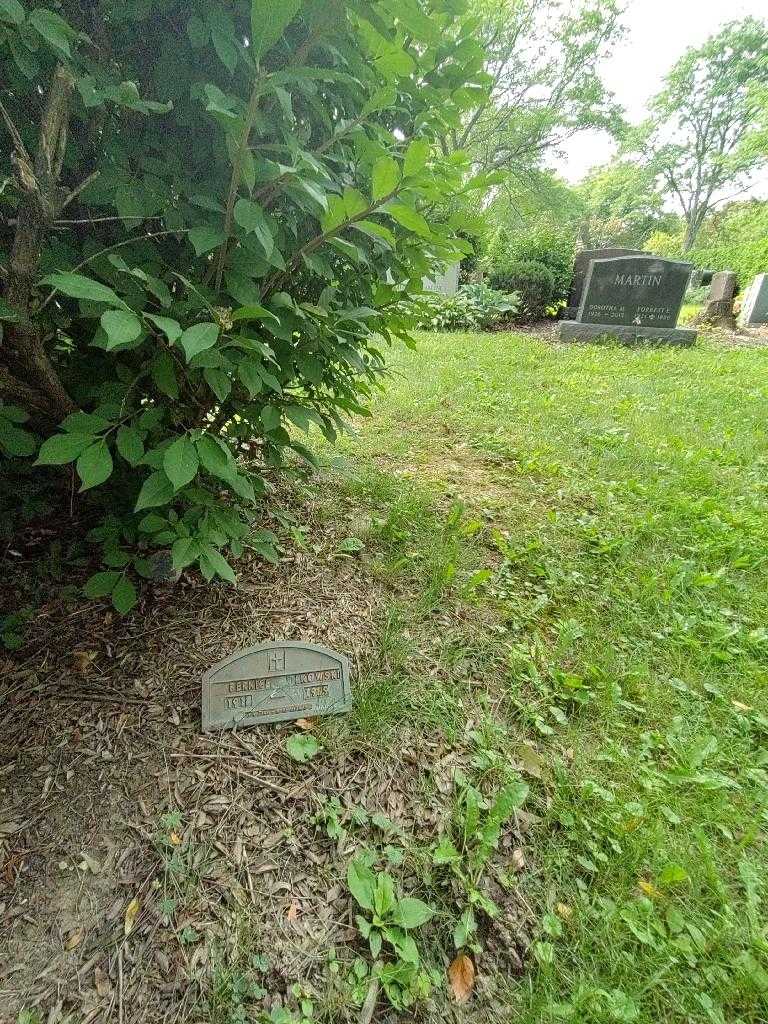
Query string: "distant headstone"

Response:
xmin=423 ymin=264 xmax=459 ymax=296
xmin=563 ymin=247 xmax=645 ymax=319
xmin=699 ymin=271 xmax=737 ymax=327
xmin=559 ymin=255 xmax=696 ymax=346
xmin=202 ymin=641 xmax=351 ymax=732
xmin=738 ymin=273 xmax=768 ymax=327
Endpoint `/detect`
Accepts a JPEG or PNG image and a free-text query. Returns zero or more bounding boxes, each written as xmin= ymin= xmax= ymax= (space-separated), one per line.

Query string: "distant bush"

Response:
xmin=489 ymin=260 xmax=554 ymax=320
xmin=413 ymin=284 xmax=518 ymax=332
xmin=505 ymin=225 xmax=575 ymax=302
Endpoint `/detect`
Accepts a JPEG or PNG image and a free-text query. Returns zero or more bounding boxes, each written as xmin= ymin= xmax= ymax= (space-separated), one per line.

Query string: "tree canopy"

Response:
xmin=627 ymin=17 xmax=768 ymax=251
xmin=441 ymin=0 xmax=623 ymax=177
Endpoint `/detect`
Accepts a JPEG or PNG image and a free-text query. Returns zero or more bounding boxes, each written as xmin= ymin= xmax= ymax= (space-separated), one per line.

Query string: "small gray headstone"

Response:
xmin=738 ymin=273 xmax=768 ymax=327
xmin=699 ymin=271 xmax=737 ymax=327
xmin=202 ymin=641 xmax=351 ymax=732
xmin=708 ymin=271 xmax=737 ymax=304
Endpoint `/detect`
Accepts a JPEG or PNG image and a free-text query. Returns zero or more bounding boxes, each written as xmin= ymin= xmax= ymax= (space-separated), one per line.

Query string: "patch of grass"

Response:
xmin=307 ymin=331 xmax=768 ymax=1022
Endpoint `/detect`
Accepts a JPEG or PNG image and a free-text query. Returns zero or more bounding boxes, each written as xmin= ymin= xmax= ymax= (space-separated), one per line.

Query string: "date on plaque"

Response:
xmin=202 ymin=641 xmax=351 ymax=732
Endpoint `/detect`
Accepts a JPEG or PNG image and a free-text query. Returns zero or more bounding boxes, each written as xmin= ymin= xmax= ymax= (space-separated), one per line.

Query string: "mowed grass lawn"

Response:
xmin=310 ymin=331 xmax=768 ymax=1022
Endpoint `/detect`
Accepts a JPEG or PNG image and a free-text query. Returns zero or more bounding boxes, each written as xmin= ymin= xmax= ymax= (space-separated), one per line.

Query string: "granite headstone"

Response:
xmin=559 ymin=255 xmax=696 ymax=345
xmin=563 ymin=247 xmax=645 ymax=319
xmin=738 ymin=273 xmax=768 ymax=327
xmin=202 ymin=641 xmax=351 ymax=731
xmin=700 ymin=271 xmax=737 ymax=327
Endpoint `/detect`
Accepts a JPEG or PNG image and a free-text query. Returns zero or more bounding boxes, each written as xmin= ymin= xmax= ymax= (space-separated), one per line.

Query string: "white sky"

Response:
xmin=554 ymin=0 xmax=768 ymax=197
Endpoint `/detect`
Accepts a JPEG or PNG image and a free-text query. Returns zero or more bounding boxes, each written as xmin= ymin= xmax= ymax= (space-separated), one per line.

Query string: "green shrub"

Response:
xmin=0 ymin=0 xmax=490 ymax=609
xmin=489 ymin=261 xmax=554 ymax=320
xmin=505 ymin=225 xmax=575 ymax=302
xmin=413 ymin=285 xmax=518 ymax=332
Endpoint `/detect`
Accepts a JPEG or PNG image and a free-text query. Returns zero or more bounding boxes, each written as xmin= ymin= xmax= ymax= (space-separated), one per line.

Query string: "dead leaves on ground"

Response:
xmin=448 ymin=952 xmax=476 ymax=1003
xmin=124 ymin=896 xmax=140 ymax=936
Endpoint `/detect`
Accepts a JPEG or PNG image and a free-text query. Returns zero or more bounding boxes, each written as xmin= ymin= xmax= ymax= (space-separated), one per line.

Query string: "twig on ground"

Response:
xmin=359 ymin=975 xmax=380 ymax=1024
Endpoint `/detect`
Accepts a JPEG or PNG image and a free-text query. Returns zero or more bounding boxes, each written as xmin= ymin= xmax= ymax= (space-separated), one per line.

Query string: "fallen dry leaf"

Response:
xmin=556 ymin=902 xmax=573 ymax=920
xmin=65 ymin=927 xmax=84 ymax=950
xmin=638 ymin=879 xmax=661 ymax=899
xmin=511 ymin=848 xmax=526 ymax=872
xmin=295 ymin=718 xmax=315 ymax=731
xmin=286 ymin=900 xmax=299 ymax=922
xmin=124 ymin=896 xmax=140 ymax=936
xmin=448 ymin=952 xmax=475 ymax=1003
xmin=169 ymin=831 xmax=182 ymax=846
xmin=94 ymin=966 xmax=112 ymax=997
xmin=72 ymin=651 xmax=96 ymax=675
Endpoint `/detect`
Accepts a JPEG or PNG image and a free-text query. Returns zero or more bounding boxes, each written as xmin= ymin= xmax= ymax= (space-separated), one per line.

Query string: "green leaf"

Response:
xmin=76 ymin=441 xmax=113 ymax=492
xmin=343 ymin=187 xmax=368 ymax=219
xmin=285 ymin=734 xmax=321 ymax=762
xmin=658 ymin=863 xmax=689 ymax=886
xmin=250 ymin=0 xmax=303 ymax=60
xmin=101 ymin=309 xmax=142 ymax=349
xmin=163 ymin=434 xmax=199 ymax=491
xmin=204 ymin=367 xmax=231 ymax=403
xmin=260 ymin=405 xmax=282 ymax=432
xmin=432 ymin=835 xmax=461 ymax=865
xmin=347 ymin=858 xmax=376 ymax=911
xmin=138 ymin=513 xmax=166 ymax=534
xmin=189 ymin=226 xmax=226 ymax=256
xmin=40 ymin=272 xmax=128 ymax=309
xmin=135 ymin=470 xmax=174 ymax=511
xmin=197 ymin=434 xmax=236 ymax=482
xmin=84 ymin=571 xmax=120 ymax=598
xmin=0 ymin=0 xmax=24 ymax=26
xmin=393 ymin=897 xmax=433 ymax=930
xmin=151 ymin=351 xmax=179 ymax=398
xmin=146 ymin=314 xmax=182 ymax=342
xmin=233 ymin=199 xmax=274 ymax=257
xmin=116 ymin=426 xmax=144 ymax=466
xmin=35 ymin=431 xmax=94 ymax=465
xmin=453 ymin=907 xmax=476 ymax=950
xmin=180 ymin=322 xmax=219 ymax=362
xmin=231 ymin=304 xmax=281 ymax=326
xmin=375 ymin=47 xmax=415 ymax=80
xmin=404 ymin=139 xmax=430 ymax=176
xmin=321 ymin=195 xmax=347 ymax=233
xmin=604 ymin=990 xmax=639 ymax=1022
xmin=386 ymin=202 xmax=431 ymax=237
xmin=29 ymin=8 xmax=75 ymax=56
xmin=200 ymin=543 xmax=236 ymax=583
xmin=371 ymin=156 xmax=400 ymax=201
xmin=112 ymin=576 xmax=138 ymax=614
xmin=172 ymin=537 xmax=200 ymax=570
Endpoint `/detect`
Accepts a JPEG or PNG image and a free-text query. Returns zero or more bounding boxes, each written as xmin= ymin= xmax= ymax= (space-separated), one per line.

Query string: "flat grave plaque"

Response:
xmin=202 ymin=641 xmax=351 ymax=732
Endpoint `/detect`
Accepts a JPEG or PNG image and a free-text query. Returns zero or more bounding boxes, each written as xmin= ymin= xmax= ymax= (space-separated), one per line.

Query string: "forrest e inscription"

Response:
xmin=202 ymin=642 xmax=351 ymax=731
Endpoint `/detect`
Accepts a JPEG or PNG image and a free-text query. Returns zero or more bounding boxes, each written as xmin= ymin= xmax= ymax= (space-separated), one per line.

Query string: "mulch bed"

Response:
xmin=1 ymin=487 xmax=534 ymax=1024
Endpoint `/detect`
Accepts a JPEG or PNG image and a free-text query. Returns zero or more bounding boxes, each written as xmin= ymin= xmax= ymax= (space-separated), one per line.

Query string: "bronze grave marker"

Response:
xmin=202 ymin=641 xmax=351 ymax=731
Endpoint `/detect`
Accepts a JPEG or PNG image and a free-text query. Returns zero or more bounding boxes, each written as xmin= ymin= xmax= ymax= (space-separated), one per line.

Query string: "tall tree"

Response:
xmin=576 ymin=161 xmax=678 ymax=248
xmin=445 ymin=0 xmax=623 ymax=177
xmin=633 ymin=18 xmax=768 ymax=252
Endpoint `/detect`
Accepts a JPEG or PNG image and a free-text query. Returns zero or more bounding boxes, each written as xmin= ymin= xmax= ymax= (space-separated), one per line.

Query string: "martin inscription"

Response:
xmin=202 ymin=641 xmax=351 ymax=731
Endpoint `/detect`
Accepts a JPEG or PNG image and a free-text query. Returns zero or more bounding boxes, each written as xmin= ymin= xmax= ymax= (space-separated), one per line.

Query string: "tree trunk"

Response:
xmin=1 ymin=65 xmax=77 ymax=424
